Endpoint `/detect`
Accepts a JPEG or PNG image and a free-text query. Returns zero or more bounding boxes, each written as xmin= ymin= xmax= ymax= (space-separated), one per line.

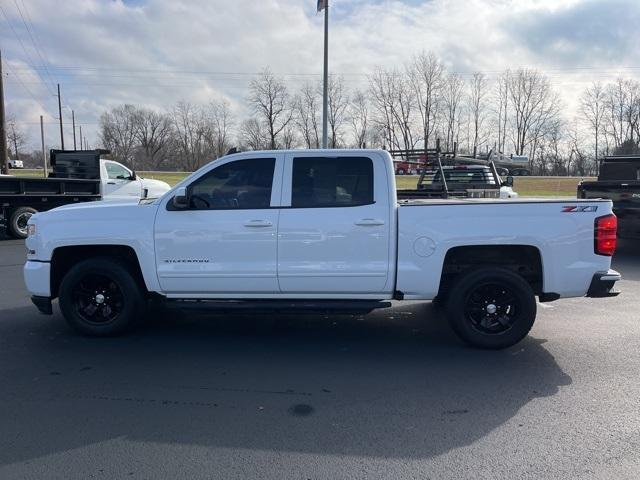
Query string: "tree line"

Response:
xmin=9 ymin=52 xmax=640 ymax=175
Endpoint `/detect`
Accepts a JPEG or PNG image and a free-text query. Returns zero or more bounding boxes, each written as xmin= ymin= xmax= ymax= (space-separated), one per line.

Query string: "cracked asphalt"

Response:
xmin=0 ymin=235 xmax=639 ymax=479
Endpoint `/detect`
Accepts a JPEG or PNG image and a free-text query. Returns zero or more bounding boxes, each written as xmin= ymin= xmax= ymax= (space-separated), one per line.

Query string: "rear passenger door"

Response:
xmin=277 ymin=153 xmax=391 ymax=294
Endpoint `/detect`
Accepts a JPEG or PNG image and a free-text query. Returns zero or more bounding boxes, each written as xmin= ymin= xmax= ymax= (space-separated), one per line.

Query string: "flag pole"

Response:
xmin=321 ymin=1 xmax=329 ymax=149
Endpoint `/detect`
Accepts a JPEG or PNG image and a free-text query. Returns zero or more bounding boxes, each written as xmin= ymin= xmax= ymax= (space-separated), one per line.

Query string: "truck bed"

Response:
xmin=397 ymin=196 xmax=590 ymax=206
xmin=0 ymin=176 xmax=100 ymax=197
xmin=0 ymin=176 xmax=101 ymax=213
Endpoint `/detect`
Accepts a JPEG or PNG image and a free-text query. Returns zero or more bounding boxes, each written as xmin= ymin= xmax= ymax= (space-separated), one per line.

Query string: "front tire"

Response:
xmin=445 ymin=267 xmax=536 ymax=349
xmin=59 ymin=258 xmax=145 ymax=336
xmin=8 ymin=207 xmax=37 ymax=239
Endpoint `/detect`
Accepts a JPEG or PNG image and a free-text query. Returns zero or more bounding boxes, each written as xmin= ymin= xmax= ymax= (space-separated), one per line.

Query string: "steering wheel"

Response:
xmin=189 ymin=193 xmax=210 ymax=209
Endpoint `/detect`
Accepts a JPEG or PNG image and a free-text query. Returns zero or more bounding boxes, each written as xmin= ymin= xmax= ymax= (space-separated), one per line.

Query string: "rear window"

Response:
xmin=292 ymin=157 xmax=374 ymax=208
xmin=433 ymin=168 xmax=496 ymax=185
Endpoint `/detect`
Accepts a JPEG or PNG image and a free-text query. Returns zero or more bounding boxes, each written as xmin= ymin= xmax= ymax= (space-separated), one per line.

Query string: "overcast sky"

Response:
xmin=2 ymin=0 xmax=640 ymax=150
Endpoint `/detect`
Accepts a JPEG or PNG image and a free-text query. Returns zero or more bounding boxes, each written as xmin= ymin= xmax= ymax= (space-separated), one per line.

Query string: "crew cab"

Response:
xmin=0 ymin=149 xmax=171 ymax=238
xmin=24 ymin=149 xmax=621 ymax=349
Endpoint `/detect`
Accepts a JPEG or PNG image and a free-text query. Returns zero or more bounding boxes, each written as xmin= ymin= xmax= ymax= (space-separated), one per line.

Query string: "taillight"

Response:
xmin=594 ymin=214 xmax=617 ymax=256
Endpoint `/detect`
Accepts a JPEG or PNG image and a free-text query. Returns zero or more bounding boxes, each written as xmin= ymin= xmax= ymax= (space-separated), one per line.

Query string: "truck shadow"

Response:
xmin=0 ymin=302 xmax=571 ymax=465
xmin=613 ymin=238 xmax=640 ymax=281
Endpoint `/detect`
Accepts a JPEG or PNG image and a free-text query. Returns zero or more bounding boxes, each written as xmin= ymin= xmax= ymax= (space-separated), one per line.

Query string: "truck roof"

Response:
xmin=225 ymin=148 xmax=387 ymax=157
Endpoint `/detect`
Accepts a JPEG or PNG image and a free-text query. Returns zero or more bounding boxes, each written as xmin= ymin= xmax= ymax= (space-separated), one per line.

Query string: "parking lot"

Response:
xmin=0 ymin=235 xmax=639 ymax=479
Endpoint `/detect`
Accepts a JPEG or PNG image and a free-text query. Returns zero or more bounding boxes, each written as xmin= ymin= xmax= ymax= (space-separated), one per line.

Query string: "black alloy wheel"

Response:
xmin=445 ymin=267 xmax=537 ymax=349
xmin=59 ymin=258 xmax=145 ymax=336
xmin=72 ymin=273 xmax=125 ymax=326
xmin=463 ymin=282 xmax=520 ymax=335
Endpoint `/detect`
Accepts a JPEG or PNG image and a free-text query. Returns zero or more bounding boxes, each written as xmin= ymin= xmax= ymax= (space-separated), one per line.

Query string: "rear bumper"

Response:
xmin=586 ymin=269 xmax=621 ymax=298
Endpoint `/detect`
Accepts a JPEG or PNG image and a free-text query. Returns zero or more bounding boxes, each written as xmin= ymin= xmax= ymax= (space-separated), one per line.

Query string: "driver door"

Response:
xmin=102 ymin=161 xmax=142 ymax=200
xmin=154 ymin=155 xmax=283 ymax=295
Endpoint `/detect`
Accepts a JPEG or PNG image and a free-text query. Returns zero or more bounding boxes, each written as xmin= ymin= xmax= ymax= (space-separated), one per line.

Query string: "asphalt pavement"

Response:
xmin=0 ymin=235 xmax=639 ymax=479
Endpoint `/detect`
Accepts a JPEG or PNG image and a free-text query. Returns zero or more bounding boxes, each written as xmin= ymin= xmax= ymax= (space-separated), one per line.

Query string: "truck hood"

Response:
xmin=27 ymin=200 xmax=159 ymax=262
xmin=48 ymin=199 xmax=153 ymax=213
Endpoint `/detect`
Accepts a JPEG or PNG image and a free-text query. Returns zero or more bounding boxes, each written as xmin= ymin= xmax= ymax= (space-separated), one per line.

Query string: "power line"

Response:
xmin=13 ymin=63 xmax=640 ymax=76
xmin=12 ymin=0 xmax=58 ymax=94
xmin=3 ymin=64 xmax=57 ymax=119
xmin=0 ymin=3 xmax=55 ymax=96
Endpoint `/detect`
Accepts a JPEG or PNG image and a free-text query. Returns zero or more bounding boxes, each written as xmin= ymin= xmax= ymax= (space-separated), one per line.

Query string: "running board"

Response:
xmin=164 ymin=299 xmax=392 ymax=315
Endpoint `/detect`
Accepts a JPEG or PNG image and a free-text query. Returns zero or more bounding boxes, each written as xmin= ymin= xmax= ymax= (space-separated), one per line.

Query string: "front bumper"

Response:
xmin=586 ymin=269 xmax=621 ymax=298
xmin=31 ymin=296 xmax=52 ymax=315
xmin=23 ymin=260 xmax=51 ymax=297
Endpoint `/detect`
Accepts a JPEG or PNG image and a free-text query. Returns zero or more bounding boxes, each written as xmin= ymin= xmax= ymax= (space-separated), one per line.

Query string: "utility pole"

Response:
xmin=72 ymin=110 xmax=76 ymax=150
xmin=40 ymin=115 xmax=47 ymax=177
xmin=0 ymin=50 xmax=8 ymax=175
xmin=320 ymin=0 xmax=329 ymax=149
xmin=79 ymin=125 xmax=82 ymax=150
xmin=57 ymin=83 xmax=64 ymax=149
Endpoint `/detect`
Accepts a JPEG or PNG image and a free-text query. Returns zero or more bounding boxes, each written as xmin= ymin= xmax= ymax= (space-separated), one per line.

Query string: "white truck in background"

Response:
xmin=24 ymin=149 xmax=621 ymax=349
xmin=0 ymin=149 xmax=170 ymax=238
xmin=8 ymin=159 xmax=24 ymax=169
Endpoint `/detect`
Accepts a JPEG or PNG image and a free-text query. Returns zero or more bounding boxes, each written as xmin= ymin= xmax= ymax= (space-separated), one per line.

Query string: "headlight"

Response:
xmin=27 ymin=224 xmax=36 ymax=236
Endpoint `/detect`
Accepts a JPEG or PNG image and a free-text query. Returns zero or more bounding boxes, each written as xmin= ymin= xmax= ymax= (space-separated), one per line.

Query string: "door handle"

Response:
xmin=107 ymin=181 xmax=116 ymax=185
xmin=355 ymin=218 xmax=385 ymax=226
xmin=243 ymin=220 xmax=273 ymax=227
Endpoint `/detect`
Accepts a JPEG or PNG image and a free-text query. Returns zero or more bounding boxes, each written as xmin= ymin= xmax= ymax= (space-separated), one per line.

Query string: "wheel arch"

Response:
xmin=438 ymin=244 xmax=545 ymax=298
xmin=50 ymin=244 xmax=150 ymax=298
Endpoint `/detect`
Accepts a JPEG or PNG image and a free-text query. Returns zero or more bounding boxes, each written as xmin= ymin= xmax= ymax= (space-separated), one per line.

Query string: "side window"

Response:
xmin=292 ymin=157 xmax=374 ymax=208
xmin=189 ymin=158 xmax=275 ymax=210
xmin=106 ymin=162 xmax=131 ymax=180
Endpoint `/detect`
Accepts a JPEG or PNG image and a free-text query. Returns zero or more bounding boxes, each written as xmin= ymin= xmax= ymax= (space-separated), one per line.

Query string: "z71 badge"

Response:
xmin=562 ymin=205 xmax=598 ymax=213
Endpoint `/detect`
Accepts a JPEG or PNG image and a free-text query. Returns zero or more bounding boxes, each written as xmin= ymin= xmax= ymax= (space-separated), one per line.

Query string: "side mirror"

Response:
xmin=504 ymin=176 xmax=514 ymax=187
xmin=172 ymin=186 xmax=189 ymax=209
xmin=129 ymin=170 xmax=137 ymax=181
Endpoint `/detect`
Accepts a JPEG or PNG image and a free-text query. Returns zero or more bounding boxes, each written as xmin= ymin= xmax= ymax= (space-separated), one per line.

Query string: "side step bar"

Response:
xmin=164 ymin=299 xmax=392 ymax=315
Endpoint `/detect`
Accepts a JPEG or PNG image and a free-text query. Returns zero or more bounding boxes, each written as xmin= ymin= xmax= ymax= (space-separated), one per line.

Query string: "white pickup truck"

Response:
xmin=24 ymin=149 xmax=621 ymax=349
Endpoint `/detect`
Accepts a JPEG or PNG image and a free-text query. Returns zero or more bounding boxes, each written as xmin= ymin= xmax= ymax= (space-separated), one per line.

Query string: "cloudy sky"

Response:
xmin=2 ymin=0 xmax=640 ymax=150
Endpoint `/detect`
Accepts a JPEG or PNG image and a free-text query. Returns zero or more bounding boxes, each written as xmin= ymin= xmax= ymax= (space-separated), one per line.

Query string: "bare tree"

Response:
xmin=369 ymin=67 xmax=397 ymax=149
xmin=99 ymin=104 xmax=138 ymax=167
xmin=567 ymin=122 xmax=592 ymax=176
xmin=603 ymin=78 xmax=631 ymax=149
xmin=248 ymin=68 xmax=293 ymax=149
xmin=409 ymin=52 xmax=445 ymax=149
xmin=580 ymin=81 xmax=607 ymax=161
xmin=348 ymin=89 xmax=369 ymax=148
xmin=132 ymin=108 xmax=174 ymax=170
xmin=494 ymin=70 xmax=510 ymax=154
xmin=468 ymin=72 xmax=489 ymax=156
xmin=293 ymin=82 xmax=320 ymax=148
xmin=368 ymin=67 xmax=416 ymax=151
xmin=6 ymin=117 xmax=27 ymax=159
xmin=508 ymin=69 xmax=560 ymax=165
xmin=204 ymin=99 xmax=234 ymax=159
xmin=239 ymin=118 xmax=268 ymax=150
xmin=443 ymin=73 xmax=465 ymax=151
xmin=326 ymin=75 xmax=349 ymax=148
xmin=170 ymin=101 xmax=210 ymax=171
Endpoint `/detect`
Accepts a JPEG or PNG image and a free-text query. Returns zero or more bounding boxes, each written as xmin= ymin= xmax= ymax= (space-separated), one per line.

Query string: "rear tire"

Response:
xmin=445 ymin=267 xmax=536 ymax=349
xmin=8 ymin=207 xmax=37 ymax=239
xmin=59 ymin=258 xmax=145 ymax=336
